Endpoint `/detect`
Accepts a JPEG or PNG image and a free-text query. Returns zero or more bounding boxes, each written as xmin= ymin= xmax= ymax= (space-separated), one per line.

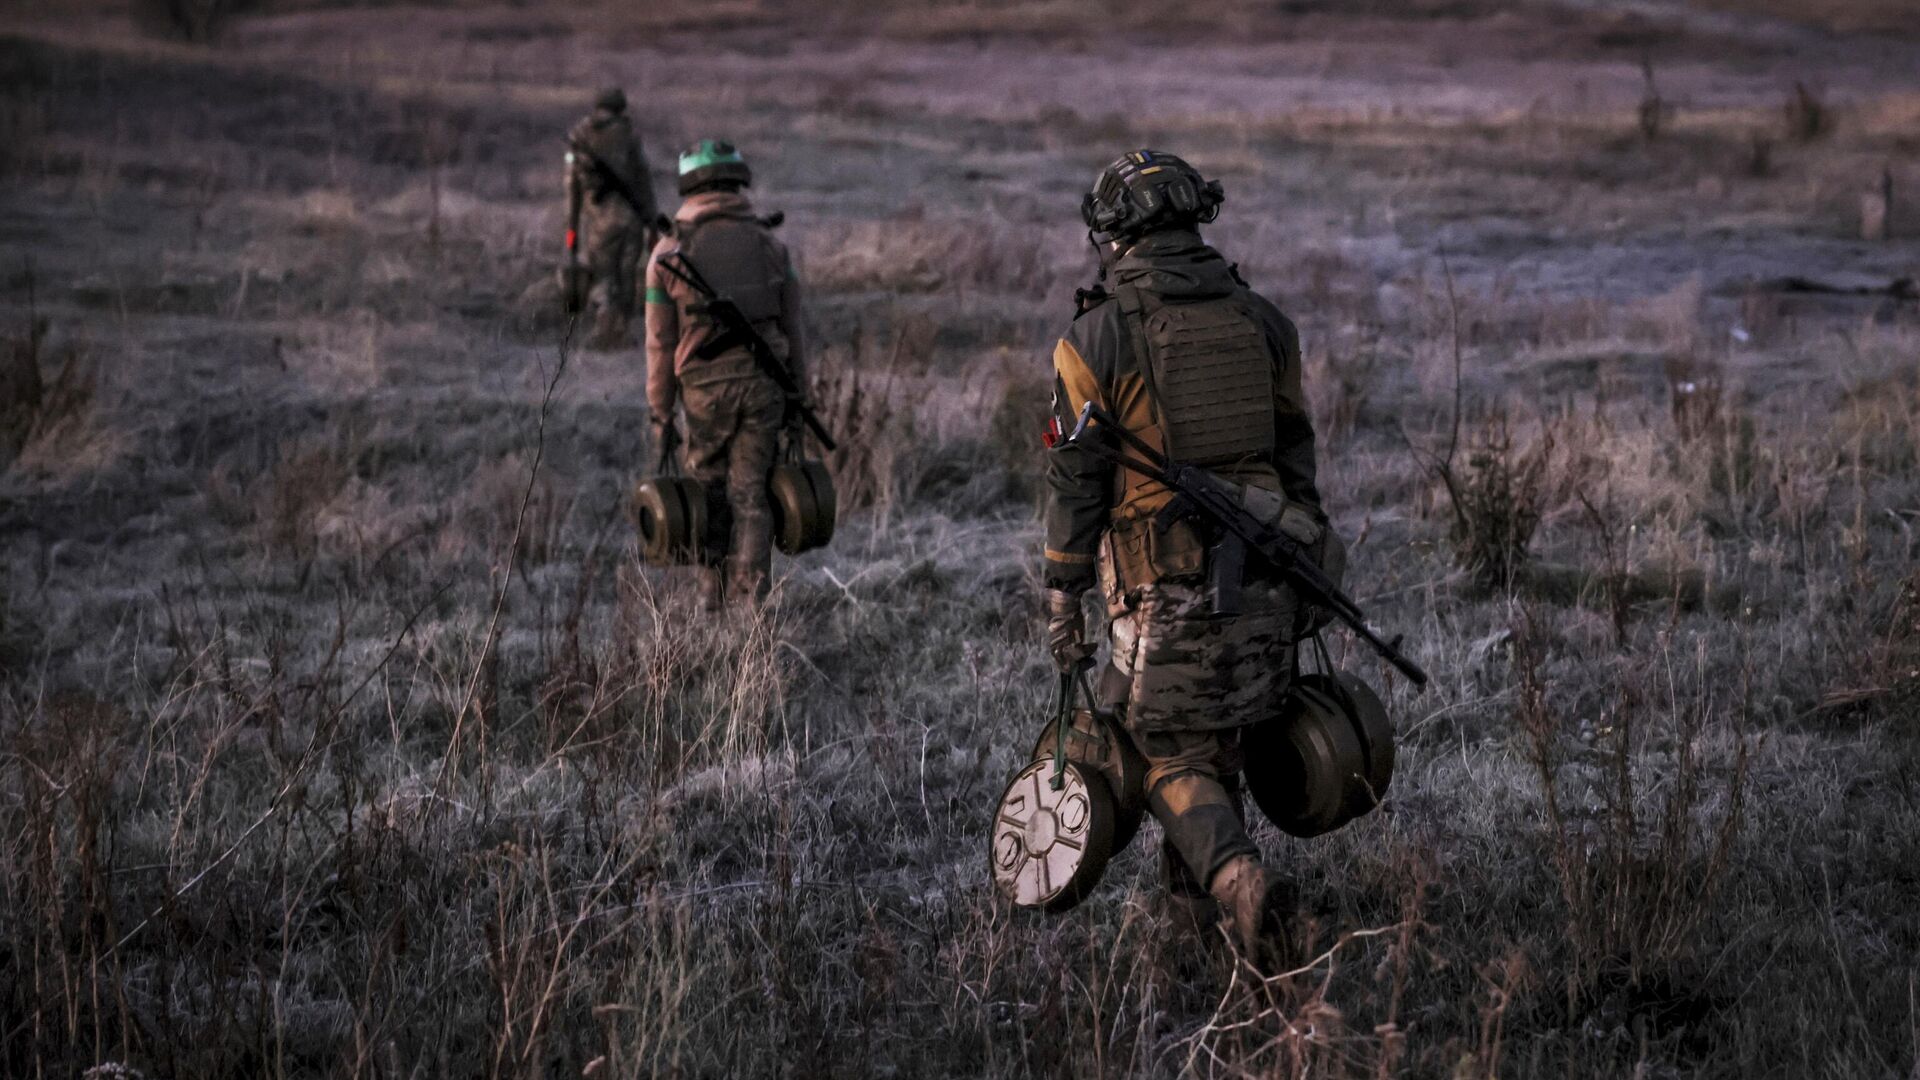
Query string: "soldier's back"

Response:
xmin=570 ymin=113 xmax=643 ymax=189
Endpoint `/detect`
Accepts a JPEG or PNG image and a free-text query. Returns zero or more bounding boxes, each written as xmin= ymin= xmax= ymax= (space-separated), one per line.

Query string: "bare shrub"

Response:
xmin=2 ymin=318 xmax=98 ymax=475
xmin=1435 ymin=411 xmax=1554 ymax=591
xmin=463 ymin=453 xmax=573 ymax=569
xmin=813 ymin=366 xmax=906 ymax=516
xmin=982 ymin=364 xmax=1048 ymax=493
xmin=258 ymin=439 xmax=353 ymax=557
xmin=1304 ymin=336 xmax=1381 ymax=446
xmin=0 ymin=320 xmax=45 ymax=470
xmin=616 ymin=573 xmax=794 ymax=780
xmin=1512 ymin=616 xmax=1749 ymax=1008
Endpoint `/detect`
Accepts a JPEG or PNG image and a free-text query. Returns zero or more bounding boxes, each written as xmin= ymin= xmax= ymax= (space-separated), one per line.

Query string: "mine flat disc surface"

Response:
xmin=990 ymin=758 xmax=1114 ymax=911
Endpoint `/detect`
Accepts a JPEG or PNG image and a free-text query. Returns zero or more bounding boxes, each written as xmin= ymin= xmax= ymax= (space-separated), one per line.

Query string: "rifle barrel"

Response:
xmin=1062 ymin=401 xmax=1430 ymax=687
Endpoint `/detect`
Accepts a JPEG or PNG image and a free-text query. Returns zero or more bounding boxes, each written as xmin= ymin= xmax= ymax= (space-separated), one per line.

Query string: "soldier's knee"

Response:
xmin=1148 ymin=769 xmax=1233 ymax=818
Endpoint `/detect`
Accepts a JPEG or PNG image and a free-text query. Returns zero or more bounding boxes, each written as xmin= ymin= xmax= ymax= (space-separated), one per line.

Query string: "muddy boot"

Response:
xmin=1162 ymin=890 xmax=1219 ymax=939
xmin=1160 ymin=841 xmax=1218 ymax=939
xmin=1208 ymin=855 xmax=1296 ymax=973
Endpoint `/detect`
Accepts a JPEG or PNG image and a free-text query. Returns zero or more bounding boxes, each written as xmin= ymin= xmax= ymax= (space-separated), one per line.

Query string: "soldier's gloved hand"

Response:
xmin=1296 ymin=524 xmax=1347 ymax=638
xmin=1044 ymin=588 xmax=1096 ymax=673
xmin=651 ymin=420 xmax=681 ymax=466
xmin=1277 ymin=503 xmax=1322 ymax=548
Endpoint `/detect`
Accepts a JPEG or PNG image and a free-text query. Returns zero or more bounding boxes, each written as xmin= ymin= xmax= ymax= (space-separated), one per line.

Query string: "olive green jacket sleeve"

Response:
xmin=1250 ymin=297 xmax=1324 ymax=520
xmin=643 ymin=237 xmax=679 ymax=423
xmin=1042 ymin=331 xmax=1113 ymax=593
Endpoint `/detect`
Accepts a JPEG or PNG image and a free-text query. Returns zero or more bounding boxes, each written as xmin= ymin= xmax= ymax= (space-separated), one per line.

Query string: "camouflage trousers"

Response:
xmin=1130 ymin=726 xmax=1258 ymax=896
xmin=582 ymin=204 xmax=646 ymax=347
xmin=683 ymin=375 xmax=784 ymax=606
xmin=1106 ymin=579 xmax=1298 ymax=892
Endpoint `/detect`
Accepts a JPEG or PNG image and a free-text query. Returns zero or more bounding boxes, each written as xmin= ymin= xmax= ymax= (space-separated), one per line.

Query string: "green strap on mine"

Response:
xmin=1050 ymin=671 xmax=1073 ymax=790
xmin=1049 ymin=662 xmax=1100 ymax=791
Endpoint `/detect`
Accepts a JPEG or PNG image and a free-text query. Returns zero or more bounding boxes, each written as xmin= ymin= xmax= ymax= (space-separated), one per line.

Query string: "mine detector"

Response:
xmin=991 ymin=402 xmax=1429 ymax=911
xmin=629 ymin=243 xmax=836 ymax=564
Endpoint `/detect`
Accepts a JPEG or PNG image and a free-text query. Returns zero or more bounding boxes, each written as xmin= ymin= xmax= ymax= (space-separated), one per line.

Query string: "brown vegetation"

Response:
xmin=3 ymin=2 xmax=1919 ymax=1077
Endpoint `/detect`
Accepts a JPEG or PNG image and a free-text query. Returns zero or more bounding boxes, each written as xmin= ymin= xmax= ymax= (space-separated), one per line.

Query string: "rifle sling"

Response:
xmin=571 ymin=140 xmax=650 ymax=220
xmin=668 ymin=251 xmax=800 ymax=387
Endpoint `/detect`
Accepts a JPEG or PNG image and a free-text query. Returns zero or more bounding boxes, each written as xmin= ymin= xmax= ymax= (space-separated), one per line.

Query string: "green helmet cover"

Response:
xmin=678 ymin=138 xmax=752 ymax=194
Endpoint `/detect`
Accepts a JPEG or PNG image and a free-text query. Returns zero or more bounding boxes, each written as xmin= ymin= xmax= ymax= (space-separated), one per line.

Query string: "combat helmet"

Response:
xmin=1081 ymin=149 xmax=1224 ymax=243
xmin=593 ymin=87 xmax=627 ymax=114
xmin=678 ymin=139 xmax=753 ymax=195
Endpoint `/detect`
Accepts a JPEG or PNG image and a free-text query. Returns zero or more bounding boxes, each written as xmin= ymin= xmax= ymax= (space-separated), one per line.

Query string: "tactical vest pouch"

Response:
xmin=1138 ymin=295 xmax=1274 ymax=467
xmin=1111 ymin=513 xmax=1207 ymax=592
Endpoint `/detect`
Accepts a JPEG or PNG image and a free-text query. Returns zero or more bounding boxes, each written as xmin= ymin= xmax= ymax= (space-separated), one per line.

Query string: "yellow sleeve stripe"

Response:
xmin=1045 ymin=548 xmax=1095 ymax=565
xmin=1053 ymin=338 xmax=1103 ymax=416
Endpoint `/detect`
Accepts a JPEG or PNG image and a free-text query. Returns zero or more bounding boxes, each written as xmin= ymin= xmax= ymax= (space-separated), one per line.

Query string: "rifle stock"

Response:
xmin=1062 ymin=401 xmax=1430 ymax=687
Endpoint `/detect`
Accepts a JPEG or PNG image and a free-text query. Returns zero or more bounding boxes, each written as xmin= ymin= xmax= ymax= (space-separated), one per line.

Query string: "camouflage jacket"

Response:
xmin=565 ymin=110 xmax=658 ymax=226
xmin=1042 ymin=230 xmax=1323 ymax=593
xmin=643 ymin=191 xmax=804 ymax=423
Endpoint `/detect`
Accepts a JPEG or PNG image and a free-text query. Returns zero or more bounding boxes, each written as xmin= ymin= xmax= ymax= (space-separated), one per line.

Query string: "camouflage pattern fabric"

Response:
xmin=1107 ymin=579 xmax=1299 ymax=732
xmin=566 ymin=109 xmax=657 ymax=348
xmin=582 ymin=210 xmax=644 ymax=345
xmin=682 ymin=376 xmax=784 ymax=605
xmin=644 ymin=190 xmax=804 ymax=425
xmin=1127 ymin=726 xmax=1260 ymax=896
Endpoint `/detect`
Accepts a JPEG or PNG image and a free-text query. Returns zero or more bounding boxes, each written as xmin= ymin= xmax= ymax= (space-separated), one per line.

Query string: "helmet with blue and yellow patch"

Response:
xmin=1081 ymin=149 xmax=1223 ymax=242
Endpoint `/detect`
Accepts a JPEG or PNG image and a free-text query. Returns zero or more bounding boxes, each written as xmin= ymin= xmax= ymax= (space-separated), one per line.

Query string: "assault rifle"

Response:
xmin=566 ymin=139 xmax=672 ymax=237
xmin=1062 ymin=401 xmax=1429 ymax=687
xmin=654 ymin=252 xmax=838 ymax=453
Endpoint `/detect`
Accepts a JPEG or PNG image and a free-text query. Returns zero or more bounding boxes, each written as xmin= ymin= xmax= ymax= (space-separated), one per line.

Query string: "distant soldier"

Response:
xmin=565 ymin=87 xmax=659 ymax=349
xmin=1041 ymin=150 xmax=1333 ymax=966
xmin=645 ymin=140 xmax=808 ymax=609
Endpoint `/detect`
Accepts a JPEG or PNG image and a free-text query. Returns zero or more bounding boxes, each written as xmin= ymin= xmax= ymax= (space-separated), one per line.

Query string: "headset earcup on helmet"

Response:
xmin=1083 ymin=149 xmax=1225 ymax=241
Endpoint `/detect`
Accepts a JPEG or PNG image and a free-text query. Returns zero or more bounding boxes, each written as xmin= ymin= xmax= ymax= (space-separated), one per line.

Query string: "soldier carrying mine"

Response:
xmin=1039 ymin=150 xmax=1342 ymax=967
xmin=645 ymin=140 xmax=811 ymax=609
xmin=564 ymin=87 xmax=661 ymax=350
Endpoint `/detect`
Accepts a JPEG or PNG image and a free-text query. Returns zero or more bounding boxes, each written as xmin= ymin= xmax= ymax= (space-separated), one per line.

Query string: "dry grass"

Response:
xmin=3 ymin=6 xmax=1920 ymax=1078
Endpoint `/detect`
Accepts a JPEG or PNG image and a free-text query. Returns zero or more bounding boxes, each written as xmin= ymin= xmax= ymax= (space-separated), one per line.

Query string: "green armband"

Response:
xmin=645 ymin=287 xmax=671 ymax=305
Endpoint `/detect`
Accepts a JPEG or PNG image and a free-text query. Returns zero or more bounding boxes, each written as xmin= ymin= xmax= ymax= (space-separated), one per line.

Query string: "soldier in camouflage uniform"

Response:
xmin=645 ymin=140 xmax=807 ymax=609
xmin=1042 ymin=150 xmax=1331 ymax=965
xmin=565 ymin=88 xmax=659 ymax=350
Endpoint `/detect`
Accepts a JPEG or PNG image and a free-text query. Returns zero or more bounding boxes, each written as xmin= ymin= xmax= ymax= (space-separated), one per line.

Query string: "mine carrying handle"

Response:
xmin=1049 ymin=660 xmax=1100 ymax=791
xmin=1061 ymin=401 xmax=1430 ymax=689
xmin=655 ymin=253 xmax=839 ymax=454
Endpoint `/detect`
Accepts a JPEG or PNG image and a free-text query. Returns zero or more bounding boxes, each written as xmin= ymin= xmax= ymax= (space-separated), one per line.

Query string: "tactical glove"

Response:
xmin=1277 ymin=503 xmax=1321 ymax=548
xmin=651 ymin=420 xmax=682 ymax=469
xmin=1044 ymin=588 xmax=1096 ymax=673
xmin=1296 ymin=523 xmax=1347 ymax=638
xmin=783 ymin=394 xmax=807 ymax=435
